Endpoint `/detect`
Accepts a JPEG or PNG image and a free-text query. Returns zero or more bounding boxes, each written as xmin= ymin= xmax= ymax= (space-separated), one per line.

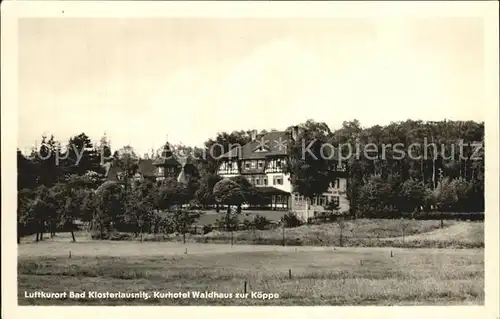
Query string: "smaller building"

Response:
xmin=102 ymin=142 xmax=197 ymax=185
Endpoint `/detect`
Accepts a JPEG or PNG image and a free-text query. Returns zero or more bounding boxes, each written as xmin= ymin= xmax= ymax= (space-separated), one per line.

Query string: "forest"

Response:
xmin=17 ymin=119 xmax=485 ymax=243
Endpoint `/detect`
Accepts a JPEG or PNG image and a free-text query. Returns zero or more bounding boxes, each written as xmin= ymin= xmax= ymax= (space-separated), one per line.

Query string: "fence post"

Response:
xmin=244 ymin=280 xmax=247 ymax=294
xmin=282 ymin=225 xmax=285 ymax=247
xmin=69 ymin=250 xmax=71 ymax=259
xmin=288 ymin=269 xmax=292 ymax=279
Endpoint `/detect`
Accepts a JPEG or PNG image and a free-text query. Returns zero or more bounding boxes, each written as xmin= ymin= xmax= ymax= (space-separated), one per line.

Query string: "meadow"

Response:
xmin=26 ymin=219 xmax=483 ymax=249
xmin=18 ymin=220 xmax=484 ymax=306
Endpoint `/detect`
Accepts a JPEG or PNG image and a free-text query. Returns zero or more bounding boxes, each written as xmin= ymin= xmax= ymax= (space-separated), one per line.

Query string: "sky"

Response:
xmin=18 ymin=17 xmax=485 ymax=156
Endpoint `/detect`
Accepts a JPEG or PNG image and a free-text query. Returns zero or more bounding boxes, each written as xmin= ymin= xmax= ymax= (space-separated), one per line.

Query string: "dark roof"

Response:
xmin=220 ymin=131 xmax=290 ymax=160
xmin=152 ymin=155 xmax=181 ymax=166
xmin=153 ymin=143 xmax=182 ymax=166
xmin=256 ymin=186 xmax=290 ymax=195
xmin=137 ymin=159 xmax=156 ymax=177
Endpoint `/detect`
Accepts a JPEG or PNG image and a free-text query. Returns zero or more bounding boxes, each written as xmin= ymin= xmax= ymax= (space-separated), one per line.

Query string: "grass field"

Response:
xmin=18 ymin=220 xmax=484 ymax=305
xmin=21 ymin=219 xmax=484 ymax=249
xmin=18 ymin=240 xmax=484 ymax=305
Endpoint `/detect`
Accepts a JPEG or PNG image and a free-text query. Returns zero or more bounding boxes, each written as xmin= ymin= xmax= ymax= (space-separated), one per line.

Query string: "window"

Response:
xmin=255 ymin=179 xmax=260 ymax=185
xmin=273 ymin=175 xmax=283 ymax=185
xmin=332 ymin=196 xmax=340 ymax=206
xmin=276 ymin=160 xmax=282 ymax=168
xmin=245 ymin=162 xmax=250 ymax=169
xmin=335 ymin=178 xmax=340 ymax=188
xmin=320 ymin=195 xmax=328 ymax=206
xmin=258 ymin=161 xmax=264 ymax=169
xmin=250 ymin=161 xmax=256 ymax=169
xmin=263 ymin=178 xmax=268 ymax=185
xmin=157 ymin=167 xmax=164 ymax=175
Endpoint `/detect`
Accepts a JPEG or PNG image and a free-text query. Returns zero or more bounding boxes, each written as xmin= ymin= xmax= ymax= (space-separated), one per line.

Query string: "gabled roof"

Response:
xmin=220 ymin=131 xmax=290 ymax=160
xmin=137 ymin=159 xmax=156 ymax=177
xmin=152 ymin=143 xmax=181 ymax=167
xmin=152 ymin=156 xmax=181 ymax=166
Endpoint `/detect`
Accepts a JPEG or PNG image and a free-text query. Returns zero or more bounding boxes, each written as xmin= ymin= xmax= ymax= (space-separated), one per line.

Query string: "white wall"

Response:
xmin=265 ymin=172 xmax=293 ymax=192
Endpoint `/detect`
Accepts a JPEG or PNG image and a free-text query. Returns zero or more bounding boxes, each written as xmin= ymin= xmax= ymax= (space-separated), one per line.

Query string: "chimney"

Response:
xmin=291 ymin=126 xmax=299 ymax=141
xmin=251 ymin=130 xmax=257 ymax=141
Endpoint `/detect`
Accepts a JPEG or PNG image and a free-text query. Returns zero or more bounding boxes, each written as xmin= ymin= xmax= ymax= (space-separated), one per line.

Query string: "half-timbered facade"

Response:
xmin=217 ymin=128 xmax=349 ymax=220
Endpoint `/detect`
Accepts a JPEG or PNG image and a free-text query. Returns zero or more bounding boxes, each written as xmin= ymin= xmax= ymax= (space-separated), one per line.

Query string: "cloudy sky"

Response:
xmin=18 ymin=17 xmax=484 ymax=155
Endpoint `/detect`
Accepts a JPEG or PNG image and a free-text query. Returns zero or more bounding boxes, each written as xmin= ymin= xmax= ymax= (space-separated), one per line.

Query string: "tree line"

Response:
xmin=17 ymin=119 xmax=484 ymax=243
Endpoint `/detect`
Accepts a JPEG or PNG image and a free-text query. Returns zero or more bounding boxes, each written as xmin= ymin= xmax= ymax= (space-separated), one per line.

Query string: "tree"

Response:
xmin=358 ymin=174 xmax=395 ymax=218
xmin=195 ymin=173 xmax=223 ymax=209
xmin=125 ymin=179 xmax=156 ymax=241
xmin=17 ymin=188 xmax=35 ymax=243
xmin=93 ymin=181 xmax=126 ymax=238
xmin=213 ymin=178 xmax=249 ymax=215
xmin=156 ymin=178 xmax=189 ymax=211
xmin=63 ymin=133 xmax=101 ymax=176
xmin=213 ymin=178 xmax=253 ymax=242
xmin=397 ymin=178 xmax=427 ymax=214
xmin=29 ymin=185 xmax=58 ymax=241
xmin=49 ymin=182 xmax=87 ymax=242
xmin=113 ymin=146 xmax=139 ymax=180
xmin=34 ymin=135 xmax=63 ymax=187
xmin=17 ymin=150 xmax=38 ymax=190
xmin=168 ymin=210 xmax=201 ymax=244
xmin=431 ymin=177 xmax=459 ymax=212
xmin=286 ymin=120 xmax=332 ymax=221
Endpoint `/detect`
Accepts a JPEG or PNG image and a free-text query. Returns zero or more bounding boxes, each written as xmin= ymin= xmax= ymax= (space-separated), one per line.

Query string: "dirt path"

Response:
xmin=382 ymin=223 xmax=482 ymax=241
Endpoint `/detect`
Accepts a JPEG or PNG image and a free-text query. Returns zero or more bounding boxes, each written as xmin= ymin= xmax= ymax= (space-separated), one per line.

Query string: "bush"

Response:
xmin=202 ymin=224 xmax=213 ymax=234
xmin=242 ymin=219 xmax=253 ymax=230
xmin=253 ymin=214 xmax=271 ymax=230
xmin=282 ymin=212 xmax=303 ymax=228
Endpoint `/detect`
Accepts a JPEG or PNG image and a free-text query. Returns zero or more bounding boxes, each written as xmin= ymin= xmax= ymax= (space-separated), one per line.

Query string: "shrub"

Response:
xmin=282 ymin=212 xmax=303 ymax=228
xmin=242 ymin=219 xmax=253 ymax=230
xmin=202 ymin=224 xmax=213 ymax=234
xmin=253 ymin=214 xmax=271 ymax=230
